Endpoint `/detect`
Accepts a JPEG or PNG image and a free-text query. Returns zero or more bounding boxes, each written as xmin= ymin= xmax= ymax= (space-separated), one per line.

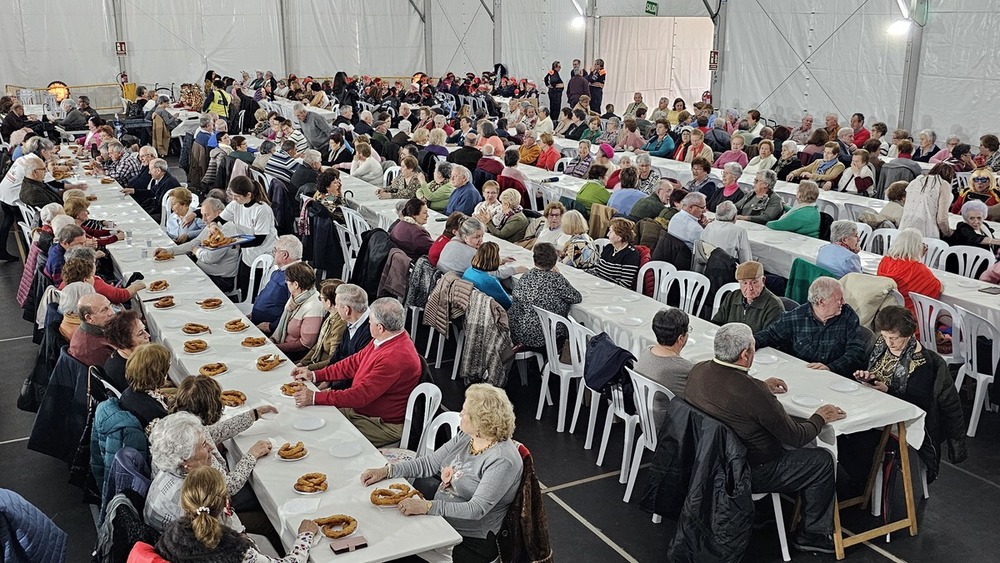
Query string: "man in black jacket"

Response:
xmin=321 ymin=284 xmax=373 ymax=390
xmin=447 ymin=133 xmax=483 ymax=174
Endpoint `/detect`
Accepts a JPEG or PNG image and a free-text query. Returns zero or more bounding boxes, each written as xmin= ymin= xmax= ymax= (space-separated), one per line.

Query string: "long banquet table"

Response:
xmin=63 ymin=148 xmax=461 ymax=562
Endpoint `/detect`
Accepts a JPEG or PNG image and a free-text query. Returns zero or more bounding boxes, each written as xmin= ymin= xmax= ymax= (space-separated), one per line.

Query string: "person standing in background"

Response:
xmin=544 ymin=61 xmax=565 ymax=120
xmin=588 ymin=59 xmax=606 ymax=113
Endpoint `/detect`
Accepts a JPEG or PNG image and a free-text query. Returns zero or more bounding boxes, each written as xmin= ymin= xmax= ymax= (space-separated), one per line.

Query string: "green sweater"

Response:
xmin=576 ymin=180 xmax=611 ymax=215
xmin=629 ymin=194 xmax=666 ymax=221
xmin=417 ymin=181 xmax=454 ymax=212
xmin=766 ymin=204 xmax=820 ymax=238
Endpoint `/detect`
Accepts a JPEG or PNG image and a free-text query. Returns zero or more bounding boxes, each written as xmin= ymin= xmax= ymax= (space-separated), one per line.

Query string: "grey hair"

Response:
xmin=781 ymin=140 xmax=797 ymax=153
xmin=107 ymin=141 xmax=125 ymax=154
xmin=157 ymin=95 xmax=170 ymax=105
xmin=398 ymin=120 xmax=412 ymax=133
xmin=360 ymin=110 xmax=373 ymax=121
xmin=335 ymin=283 xmax=369 ymax=312
xmin=341 ymin=104 xmax=353 ymax=115
xmin=807 ymin=277 xmax=842 ymax=305
xmin=150 ymin=158 xmax=168 ymax=172
xmin=797 ymin=180 xmax=820 ymax=203
xmin=65 ymin=246 xmax=96 ymax=263
xmin=635 ymin=153 xmax=652 ymax=165
xmin=829 ymin=220 xmax=857 ymax=243
xmin=149 ymin=411 xmax=206 ymax=473
xmin=50 ymin=215 xmax=76 ymax=238
xmin=139 ymin=145 xmax=158 ymax=158
xmin=39 ymin=202 xmax=65 ymax=225
xmin=458 ymin=217 xmax=485 ymax=241
xmin=482 ymin=144 xmax=495 ymax=156
xmin=946 ymin=134 xmax=961 ymax=144
xmin=259 ymin=140 xmax=276 ymax=154
xmin=25 ymin=137 xmax=54 ymax=155
xmin=395 ymin=199 xmax=407 ymax=214
xmin=292 ymin=102 xmax=306 ymax=113
xmin=607 ymin=116 xmax=621 ymax=129
xmin=58 ymin=282 xmax=95 ymax=315
xmin=61 ymin=98 xmax=76 ymax=111
xmin=198 ymin=114 xmax=213 ymax=128
xmin=451 ymin=164 xmax=471 ymax=184
xmin=756 ymin=169 xmax=777 ymax=191
xmin=715 ymin=201 xmax=737 ymax=222
xmin=202 ymin=197 xmax=226 ymax=212
xmin=274 ymin=234 xmax=303 ymax=260
xmin=714 ymin=323 xmax=755 ymax=363
xmin=435 ymin=161 xmax=453 ymax=179
xmin=301 ymin=149 xmax=322 ymax=166
xmin=723 ymin=161 xmax=743 ymax=178
xmin=369 ymin=297 xmax=405 ymax=332
xmin=514 ymin=123 xmax=527 ymax=135
xmin=961 ymin=199 xmax=989 ymax=221
xmin=578 ymin=139 xmax=592 ymax=151
xmin=618 ymin=155 xmax=633 ymax=167
xmin=464 ymin=132 xmax=478 ymax=145
xmin=57 ymin=224 xmax=85 ymax=244
xmin=681 ymin=192 xmax=707 ymax=209
xmin=886 ymin=227 xmax=925 ymax=261
xmin=919 ymin=129 xmax=937 ymax=143
xmin=837 ymin=127 xmax=853 ymax=139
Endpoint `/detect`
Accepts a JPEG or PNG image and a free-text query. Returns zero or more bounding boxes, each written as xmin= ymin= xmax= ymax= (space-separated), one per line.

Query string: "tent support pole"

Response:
xmin=896 ymin=0 xmax=927 ymax=131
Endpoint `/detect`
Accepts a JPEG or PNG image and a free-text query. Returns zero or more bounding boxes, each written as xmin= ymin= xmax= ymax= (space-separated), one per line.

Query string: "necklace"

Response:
xmin=469 ymin=439 xmax=496 ymax=456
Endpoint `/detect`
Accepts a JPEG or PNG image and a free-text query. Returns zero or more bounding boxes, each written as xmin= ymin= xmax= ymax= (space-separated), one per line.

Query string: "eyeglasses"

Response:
xmin=972 ymin=177 xmax=989 ymax=183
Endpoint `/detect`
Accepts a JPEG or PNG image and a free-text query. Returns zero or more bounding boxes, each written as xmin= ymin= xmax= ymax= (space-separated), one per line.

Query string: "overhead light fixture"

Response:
xmin=572 ymin=16 xmax=586 ymax=29
xmin=887 ymin=19 xmax=912 ymax=35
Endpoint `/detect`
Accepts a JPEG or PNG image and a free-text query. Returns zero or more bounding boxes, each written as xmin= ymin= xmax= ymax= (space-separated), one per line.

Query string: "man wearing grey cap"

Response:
xmin=711 ymin=261 xmax=783 ymax=332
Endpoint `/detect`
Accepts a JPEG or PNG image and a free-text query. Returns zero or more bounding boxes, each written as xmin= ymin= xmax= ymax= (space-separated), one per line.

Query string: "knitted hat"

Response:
xmin=599 ymin=143 xmax=614 ymax=159
xmin=735 ymin=261 xmax=764 ymax=280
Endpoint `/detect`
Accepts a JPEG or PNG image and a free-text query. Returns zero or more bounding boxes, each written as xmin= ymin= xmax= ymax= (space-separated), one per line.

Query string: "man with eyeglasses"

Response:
xmin=250 ymin=234 xmax=303 ymax=331
xmin=667 ymin=191 xmax=709 ymax=250
xmin=713 ymin=261 xmax=784 ymax=332
xmin=18 ymin=154 xmax=62 ymax=207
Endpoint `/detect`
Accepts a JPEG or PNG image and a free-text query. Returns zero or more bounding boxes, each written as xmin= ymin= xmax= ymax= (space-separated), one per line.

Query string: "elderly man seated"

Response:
xmin=667 ymin=192 xmax=708 ymax=250
xmin=699 ymin=201 xmax=752 ymax=262
xmin=684 ymin=322 xmax=845 ymax=554
xmin=163 ymin=197 xmax=239 ymax=292
xmin=816 ymin=220 xmax=862 ymax=277
xmin=99 ymin=141 xmax=143 ymax=186
xmin=712 ymin=261 xmax=784 ymax=332
xmin=289 ymin=298 xmax=421 ymax=447
xmin=754 ymin=277 xmax=866 ymax=376
xmin=251 ymin=235 xmax=303 ymax=330
xmin=68 ymin=293 xmax=117 ymax=366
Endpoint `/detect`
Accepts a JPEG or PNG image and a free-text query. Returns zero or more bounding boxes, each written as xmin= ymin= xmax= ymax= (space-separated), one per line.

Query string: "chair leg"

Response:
xmin=556 ymin=375 xmax=572 ymax=432
xmin=408 ymin=308 xmax=420 ymax=343
xmin=435 ymin=329 xmax=445 ymax=369
xmin=622 ymin=439 xmax=646 ymax=502
xmin=568 ymin=380 xmax=586 ymax=435
xmin=954 ymin=365 xmax=967 ymax=393
xmin=596 ymin=406 xmax=615 ymax=466
xmin=516 ymin=357 xmax=528 ymax=386
xmin=920 ymin=462 xmax=930 ymax=499
xmin=450 ymin=330 xmax=465 ymax=381
xmin=871 ymin=468 xmax=883 ymax=517
xmin=651 ymin=514 xmax=662 ymax=524
xmin=535 ymin=371 xmax=550 ymax=420
xmin=771 ymin=493 xmax=790 ymax=562
xmin=584 ymin=389 xmax=600 ymax=450
xmin=619 ymin=418 xmax=637 ymax=484
xmin=967 ymin=379 xmax=989 ymax=437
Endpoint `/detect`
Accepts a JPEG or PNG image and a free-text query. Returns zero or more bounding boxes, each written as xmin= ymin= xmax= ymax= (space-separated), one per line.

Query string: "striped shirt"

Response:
xmin=593 ymin=245 xmax=640 ymax=289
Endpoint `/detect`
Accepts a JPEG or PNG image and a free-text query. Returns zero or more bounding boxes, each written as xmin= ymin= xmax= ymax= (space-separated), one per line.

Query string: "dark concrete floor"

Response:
xmin=3 ymin=208 xmax=1000 ymax=563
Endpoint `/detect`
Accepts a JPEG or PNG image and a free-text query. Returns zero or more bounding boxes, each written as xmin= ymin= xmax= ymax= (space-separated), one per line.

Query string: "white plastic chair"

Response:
xmin=867 ymin=227 xmax=900 ymax=255
xmin=909 ymin=292 xmax=963 ymax=365
xmin=922 ymin=237 xmax=949 ymax=269
xmin=955 ymin=171 xmax=972 ymax=192
xmin=334 ymin=222 xmax=360 ymax=280
xmin=533 ymin=307 xmax=582 ymax=432
xmin=566 ymin=319 xmax=601 ymax=449
xmin=816 ymin=198 xmax=839 ymax=220
xmin=844 ymin=202 xmax=877 ymax=222
xmin=635 ymin=261 xmax=677 ymax=302
xmin=938 ymin=245 xmax=994 ymax=278
xmin=711 ymin=282 xmax=741 ymax=319
xmin=871 ymin=457 xmax=930 ymax=518
xmin=623 ymin=369 xmax=674 ymax=502
xmin=554 ymin=157 xmax=572 ymax=173
xmin=159 ymin=192 xmax=200 ymax=229
xmin=592 ymin=238 xmax=611 ymax=256
xmin=775 ymin=191 xmax=797 ymax=207
xmin=524 ymin=182 xmax=542 ymax=213
xmin=235 ymin=253 xmax=275 ymax=314
xmin=597 ymin=381 xmax=640 ymax=485
xmin=403 ymin=383 xmax=443 ymax=452
xmin=855 ymin=222 xmax=873 ymax=251
xmin=667 ymin=271 xmax=710 ymax=316
xmin=16 ymin=203 xmax=39 ymax=229
xmin=954 ymin=306 xmax=1000 ymax=437
xmin=419 ymin=411 xmax=462 ymax=457
xmin=383 ymin=165 xmax=401 ymax=187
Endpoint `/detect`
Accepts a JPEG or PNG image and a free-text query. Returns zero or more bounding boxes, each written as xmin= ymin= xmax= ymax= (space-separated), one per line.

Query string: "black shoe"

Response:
xmin=792 ymin=531 xmax=835 ymax=554
xmin=0 ymin=252 xmax=18 ymax=262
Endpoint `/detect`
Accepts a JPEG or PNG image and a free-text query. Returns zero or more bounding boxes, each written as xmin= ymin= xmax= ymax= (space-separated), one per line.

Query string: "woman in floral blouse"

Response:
xmin=509 ymin=242 xmax=582 ymax=349
xmin=559 ymin=210 xmax=599 ymax=270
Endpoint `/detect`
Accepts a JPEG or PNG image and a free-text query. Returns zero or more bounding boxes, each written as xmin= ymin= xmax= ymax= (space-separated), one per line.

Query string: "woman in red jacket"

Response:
xmin=535 ymin=132 xmax=561 ymax=171
xmin=876 ymin=228 xmax=942 ymax=321
xmin=57 ymin=246 xmax=145 ymax=304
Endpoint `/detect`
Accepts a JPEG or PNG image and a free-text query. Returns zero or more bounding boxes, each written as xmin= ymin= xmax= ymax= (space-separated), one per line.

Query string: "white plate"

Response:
xmin=276 ymin=449 xmax=310 ymax=462
xmin=292 ymin=484 xmax=326 ymax=495
xmin=791 ymin=394 xmax=823 ymax=408
xmin=755 ymin=353 xmax=779 ymax=364
xmin=957 ymin=280 xmax=978 ymax=288
xmin=619 ymin=317 xmax=643 ymax=326
xmin=828 ymin=380 xmax=860 ymax=393
xmin=294 ymin=416 xmax=326 ymax=431
xmin=604 ymin=306 xmax=627 ymax=314
xmin=704 ymin=328 xmax=718 ymax=338
xmin=151 ymin=304 xmax=176 ymax=310
xmin=329 ymin=442 xmax=364 ymax=458
xmin=225 ymin=325 xmax=250 ymax=333
xmin=616 ymin=294 xmax=641 ymax=303
xmin=162 ymin=319 xmax=185 ymax=329
xmin=167 ymin=266 xmax=192 ymax=274
xmin=184 ymin=346 xmax=211 ymax=356
xmin=594 ymin=281 xmax=612 ymax=289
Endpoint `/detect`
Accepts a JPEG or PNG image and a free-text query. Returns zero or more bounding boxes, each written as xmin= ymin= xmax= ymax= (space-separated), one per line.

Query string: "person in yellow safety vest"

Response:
xmin=202 ymin=79 xmax=231 ymax=117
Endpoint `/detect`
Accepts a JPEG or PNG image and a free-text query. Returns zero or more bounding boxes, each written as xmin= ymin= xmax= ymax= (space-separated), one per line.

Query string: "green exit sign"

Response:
xmin=645 ymin=1 xmax=658 ymax=15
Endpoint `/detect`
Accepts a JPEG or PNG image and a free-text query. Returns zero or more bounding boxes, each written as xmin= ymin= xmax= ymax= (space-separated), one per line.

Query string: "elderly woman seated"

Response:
xmin=361 ymin=384 xmax=523 ymax=563
xmin=876 ymin=228 xmax=942 ymax=318
xmin=119 ymin=343 xmax=172 ymax=431
xmin=479 ymin=188 xmax=528 ymax=242
xmin=462 ymin=242 xmax=512 ymax=308
xmin=913 ymin=129 xmax=940 ymax=162
xmin=951 ymin=163 xmax=1000 ymax=214
xmin=766 ymin=180 xmax=821 ymax=238
xmin=707 ymin=162 xmax=745 ymax=212
xmin=63 ymin=198 xmax=124 ymax=247
xmin=574 ymin=164 xmax=610 ymax=216
xmin=391 ymin=198 xmax=434 ymax=259
xmin=101 ymin=311 xmax=150 ymax=393
xmin=416 ymin=161 xmax=455 ymax=213
xmin=560 ymin=210 xmax=599 ymax=269
xmin=350 ymin=142 xmax=383 ymax=186
xmin=564 ymin=139 xmax=594 ymax=178
xmin=59 ymin=246 xmax=145 ymax=304
xmin=596 ymin=116 xmax=621 ymax=147
xmin=745 ymin=139 xmax=776 ymax=174
xmin=816 ymin=220 xmax=862 ymax=277
xmin=593 ymin=217 xmax=641 ymax=289
xmin=378 ymin=155 xmax=422 ymax=200
xmin=736 ymin=169 xmax=784 ymax=224
xmin=700 ymin=201 xmax=752 ymax=262
xmin=270 ymin=262 xmax=325 ymax=360
xmin=527 ymin=202 xmax=571 ymax=248
xmin=858 ymin=181 xmax=907 ymax=228
xmin=713 ymin=135 xmax=749 ymax=168
xmin=854 ymin=306 xmax=967 ymax=482
xmin=787 ymin=141 xmax=845 ymax=188
xmin=836 ymin=149 xmax=874 ymax=194
xmin=952 ymin=200 xmax=1000 ymax=255
xmin=145 ymin=410 xmax=275 ymax=534
xmin=773 ymin=140 xmax=802 ymax=181
xmin=296 ymin=279 xmax=347 ymax=372
xmin=165 ymin=187 xmax=205 ymax=243
xmin=509 ymin=243 xmax=582 ymax=350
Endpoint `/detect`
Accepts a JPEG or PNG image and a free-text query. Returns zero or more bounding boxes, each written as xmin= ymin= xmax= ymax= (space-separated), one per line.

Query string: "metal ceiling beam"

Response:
xmin=896 ymin=0 xmax=928 ymax=131
xmin=479 ymin=0 xmax=494 ymax=20
xmin=424 ymin=0 xmax=433 ymax=74
xmin=408 ymin=0 xmax=425 ymax=21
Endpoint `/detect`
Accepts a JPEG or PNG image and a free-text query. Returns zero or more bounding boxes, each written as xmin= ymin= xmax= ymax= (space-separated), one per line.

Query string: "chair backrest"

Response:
xmin=568 ymin=317 xmax=595 ymax=380
xmin=955 ymin=171 xmax=972 ymax=192
xmin=636 ymin=260 xmax=677 ymax=302
xmin=668 ymin=270 xmax=710 ymax=316
xmin=592 ymin=238 xmax=610 ymax=256
xmin=844 ymin=202 xmax=877 ymax=222
xmin=909 ymin=292 xmax=962 ymax=359
xmin=939 ymin=245 xmax=995 ymax=278
xmin=922 ymin=237 xmax=949 ymax=269
xmin=239 ymin=253 xmax=275 ymax=306
xmin=402 ymin=382 xmax=442 ymax=451
xmin=420 ymin=411 xmax=462 ymax=457
xmin=855 ymin=221 xmax=873 ymax=250
xmin=334 ymin=222 xmax=360 ymax=279
xmin=341 ymin=206 xmax=371 ymax=240
xmin=775 ymin=191 xmax=797 ymax=207
xmin=524 ymin=182 xmax=542 ymax=213
xmin=554 ymin=157 xmax=572 ymax=173
xmin=711 ymin=281 xmax=741 ymax=318
xmin=626 ymin=368 xmax=674 ymax=451
xmin=532 ymin=306 xmax=574 ymax=375
xmin=816 ymin=198 xmax=839 ymax=220
xmin=17 ymin=202 xmax=39 ymax=228
xmin=383 ymin=165 xmax=401 ymax=187
xmin=956 ymin=305 xmax=1000 ymax=381
xmin=868 ymin=227 xmax=900 ymax=254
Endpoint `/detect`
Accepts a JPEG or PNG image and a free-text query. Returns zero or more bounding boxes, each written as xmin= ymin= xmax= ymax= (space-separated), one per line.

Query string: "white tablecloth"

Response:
xmin=65 ymin=150 xmax=461 ymax=561
xmin=268 ymin=98 xmax=337 ymax=126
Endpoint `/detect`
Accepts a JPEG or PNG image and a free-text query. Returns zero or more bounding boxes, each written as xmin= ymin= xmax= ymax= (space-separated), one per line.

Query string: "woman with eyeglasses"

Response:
xmin=101 ymin=310 xmax=150 ymax=393
xmin=951 ymin=161 xmax=1000 ymax=214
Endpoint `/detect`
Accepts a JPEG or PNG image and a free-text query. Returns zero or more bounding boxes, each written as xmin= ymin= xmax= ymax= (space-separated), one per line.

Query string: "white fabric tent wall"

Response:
xmin=0 ymin=0 xmax=118 ymax=87
xmin=428 ymin=0 xmax=493 ymax=75
xmin=119 ymin=0 xmax=282 ymax=87
xmin=716 ymin=0 xmax=905 ymax=130
xmin=499 ymin=0 xmax=585 ymax=82
xmin=596 ymin=0 xmax=710 ymax=17
xmin=598 ymin=17 xmax=713 ymax=115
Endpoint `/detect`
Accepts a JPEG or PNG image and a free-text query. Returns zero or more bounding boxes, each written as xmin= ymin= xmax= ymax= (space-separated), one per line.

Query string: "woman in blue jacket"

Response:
xmin=461 ymin=242 xmax=512 ymax=309
xmin=639 ymin=119 xmax=675 ymax=158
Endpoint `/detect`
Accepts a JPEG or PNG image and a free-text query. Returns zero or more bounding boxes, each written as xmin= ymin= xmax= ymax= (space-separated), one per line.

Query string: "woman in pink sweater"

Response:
xmin=713 ymin=134 xmax=749 ymax=169
xmin=272 ymin=262 xmax=326 ymax=361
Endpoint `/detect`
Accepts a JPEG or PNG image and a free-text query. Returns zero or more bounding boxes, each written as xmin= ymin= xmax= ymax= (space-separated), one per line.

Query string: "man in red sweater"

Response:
xmin=290 ymin=297 xmax=422 ymax=446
